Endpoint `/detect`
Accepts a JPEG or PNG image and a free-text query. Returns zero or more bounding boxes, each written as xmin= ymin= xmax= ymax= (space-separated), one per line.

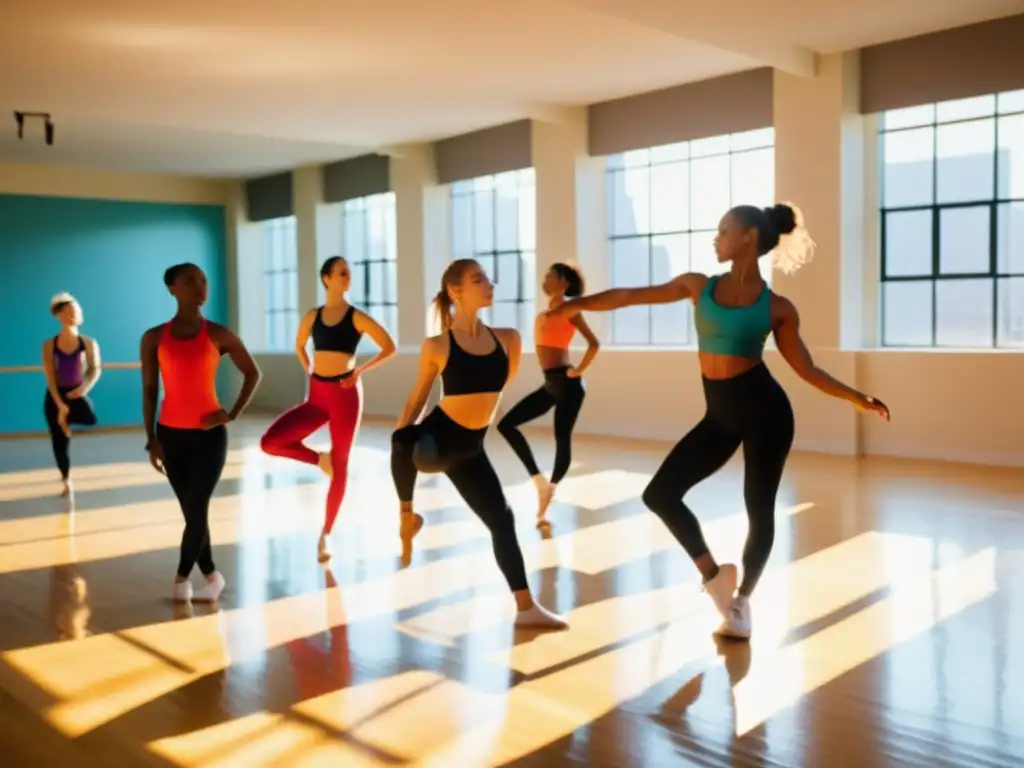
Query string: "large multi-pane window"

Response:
xmin=450 ymin=169 xmax=536 ymax=341
xmin=262 ymin=216 xmax=299 ymax=352
xmin=605 ymin=128 xmax=775 ymax=346
xmin=342 ymin=192 xmax=398 ymax=347
xmin=879 ymin=90 xmax=1024 ymax=348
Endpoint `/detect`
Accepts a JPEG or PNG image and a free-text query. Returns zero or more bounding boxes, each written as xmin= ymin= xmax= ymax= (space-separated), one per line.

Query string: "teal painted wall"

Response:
xmin=0 ymin=194 xmax=228 ymax=434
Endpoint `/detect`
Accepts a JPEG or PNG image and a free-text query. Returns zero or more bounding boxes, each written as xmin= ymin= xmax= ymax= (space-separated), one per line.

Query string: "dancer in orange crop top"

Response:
xmin=497 ymin=263 xmax=600 ymax=528
xmin=140 ymin=263 xmax=262 ymax=605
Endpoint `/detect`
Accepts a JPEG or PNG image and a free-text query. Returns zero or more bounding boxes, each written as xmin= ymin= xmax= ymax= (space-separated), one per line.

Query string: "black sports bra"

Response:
xmin=311 ymin=305 xmax=362 ymax=354
xmin=441 ymin=328 xmax=509 ymax=396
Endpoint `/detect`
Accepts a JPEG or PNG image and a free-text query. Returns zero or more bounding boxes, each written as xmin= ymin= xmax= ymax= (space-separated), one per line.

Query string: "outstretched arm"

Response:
xmin=773 ymin=299 xmax=889 ymax=419
xmin=396 ymin=339 xmax=440 ymax=429
xmin=550 ymin=273 xmax=700 ymax=319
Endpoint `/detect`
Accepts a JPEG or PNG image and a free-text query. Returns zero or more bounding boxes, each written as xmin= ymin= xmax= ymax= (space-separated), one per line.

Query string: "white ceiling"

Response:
xmin=0 ymin=0 xmax=1020 ymax=177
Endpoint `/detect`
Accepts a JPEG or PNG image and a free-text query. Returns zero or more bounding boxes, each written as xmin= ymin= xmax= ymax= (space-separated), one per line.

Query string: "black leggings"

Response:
xmin=641 ymin=364 xmax=794 ymax=596
xmin=391 ymin=407 xmax=529 ymax=593
xmin=497 ymin=366 xmax=585 ymax=484
xmin=158 ymin=424 xmax=228 ymax=579
xmin=43 ymin=388 xmax=98 ymax=479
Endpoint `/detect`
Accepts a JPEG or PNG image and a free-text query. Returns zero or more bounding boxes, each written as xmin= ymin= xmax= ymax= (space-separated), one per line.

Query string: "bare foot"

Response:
xmin=317 ymin=534 xmax=332 ymax=563
xmin=317 ymin=451 xmax=333 ymax=477
xmin=536 ymin=481 xmax=555 ymax=528
xmin=400 ymin=512 xmax=424 ymax=568
xmin=58 ymin=411 xmax=71 ymax=438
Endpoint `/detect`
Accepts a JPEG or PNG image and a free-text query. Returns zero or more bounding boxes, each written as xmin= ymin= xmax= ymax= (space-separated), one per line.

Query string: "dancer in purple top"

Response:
xmin=42 ymin=294 xmax=102 ymax=496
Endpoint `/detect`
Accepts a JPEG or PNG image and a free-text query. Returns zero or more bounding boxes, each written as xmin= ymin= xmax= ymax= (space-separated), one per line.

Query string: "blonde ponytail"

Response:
xmin=434 ymin=258 xmax=478 ymax=331
xmin=433 ymin=288 xmax=454 ymax=330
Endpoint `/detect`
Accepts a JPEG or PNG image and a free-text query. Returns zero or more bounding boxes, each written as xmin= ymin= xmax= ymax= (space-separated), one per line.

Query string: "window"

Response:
xmin=605 ymin=128 xmax=775 ymax=346
xmin=450 ymin=169 xmax=536 ymax=342
xmin=341 ymin=193 xmax=398 ymax=348
xmin=262 ymin=216 xmax=299 ymax=352
xmin=879 ymin=90 xmax=1024 ymax=348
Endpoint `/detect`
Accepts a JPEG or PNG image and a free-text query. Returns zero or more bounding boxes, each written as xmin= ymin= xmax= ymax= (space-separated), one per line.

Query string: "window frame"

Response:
xmin=878 ymin=94 xmax=1024 ymax=349
xmin=261 ymin=215 xmax=299 ymax=353
xmin=449 ymin=169 xmax=536 ymax=335
xmin=604 ymin=129 xmax=776 ymax=347
xmin=340 ymin=192 xmax=398 ymax=344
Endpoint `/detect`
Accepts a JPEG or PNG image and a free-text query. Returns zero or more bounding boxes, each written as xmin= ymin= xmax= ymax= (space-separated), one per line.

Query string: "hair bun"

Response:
xmin=764 ymin=204 xmax=797 ymax=236
xmin=50 ymin=292 xmax=75 ymax=308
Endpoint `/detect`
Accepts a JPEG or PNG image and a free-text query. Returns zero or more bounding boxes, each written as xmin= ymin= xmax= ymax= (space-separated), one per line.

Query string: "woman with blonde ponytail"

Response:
xmin=391 ymin=258 xmax=567 ymax=630
xmin=433 ymin=286 xmax=455 ymax=331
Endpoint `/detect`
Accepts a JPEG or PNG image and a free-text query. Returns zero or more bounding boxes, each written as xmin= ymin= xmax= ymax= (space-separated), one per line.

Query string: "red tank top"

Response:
xmin=157 ymin=320 xmax=221 ymax=429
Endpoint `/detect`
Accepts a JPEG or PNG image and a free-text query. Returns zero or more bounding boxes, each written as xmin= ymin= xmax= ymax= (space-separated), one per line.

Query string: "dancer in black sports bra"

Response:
xmin=391 ymin=258 xmax=567 ymax=629
xmin=261 ymin=256 xmax=396 ymax=562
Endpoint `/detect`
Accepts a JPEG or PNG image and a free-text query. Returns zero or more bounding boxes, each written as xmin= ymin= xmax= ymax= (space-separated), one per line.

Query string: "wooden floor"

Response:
xmin=1 ymin=417 xmax=1023 ymax=767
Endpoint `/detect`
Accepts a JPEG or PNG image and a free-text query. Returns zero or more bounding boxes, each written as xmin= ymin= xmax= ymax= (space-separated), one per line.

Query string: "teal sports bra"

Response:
xmin=694 ymin=275 xmax=772 ymax=357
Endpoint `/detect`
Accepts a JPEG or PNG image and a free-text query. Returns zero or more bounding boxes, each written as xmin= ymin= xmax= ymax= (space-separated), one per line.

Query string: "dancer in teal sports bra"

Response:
xmin=546 ymin=202 xmax=890 ymax=641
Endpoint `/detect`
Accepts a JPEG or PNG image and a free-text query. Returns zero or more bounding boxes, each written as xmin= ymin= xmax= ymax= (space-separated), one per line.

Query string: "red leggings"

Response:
xmin=260 ymin=375 xmax=362 ymax=534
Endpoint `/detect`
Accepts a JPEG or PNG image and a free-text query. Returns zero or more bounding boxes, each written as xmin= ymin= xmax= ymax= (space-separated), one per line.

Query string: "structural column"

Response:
xmin=531 ymin=111 xmax=608 ymax=340
xmin=292 ymin=165 xmax=323 ymax=312
xmin=772 ymin=52 xmax=868 ymax=454
xmin=391 ymin=144 xmax=449 ymax=347
xmin=772 ymin=51 xmax=868 ymax=350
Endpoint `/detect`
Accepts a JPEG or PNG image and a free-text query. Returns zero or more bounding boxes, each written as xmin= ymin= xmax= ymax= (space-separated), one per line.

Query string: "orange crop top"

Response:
xmin=537 ymin=313 xmax=576 ymax=349
xmin=157 ymin=321 xmax=222 ymax=429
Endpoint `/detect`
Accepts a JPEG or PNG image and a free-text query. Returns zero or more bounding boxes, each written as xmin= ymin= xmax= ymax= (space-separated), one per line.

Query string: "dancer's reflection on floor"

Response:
xmin=285 ymin=566 xmax=352 ymax=700
xmin=48 ymin=513 xmax=91 ymax=641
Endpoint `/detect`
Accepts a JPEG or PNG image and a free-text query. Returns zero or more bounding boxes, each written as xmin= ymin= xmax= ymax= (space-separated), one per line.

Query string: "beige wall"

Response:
xmin=0 ymin=162 xmax=230 ymax=204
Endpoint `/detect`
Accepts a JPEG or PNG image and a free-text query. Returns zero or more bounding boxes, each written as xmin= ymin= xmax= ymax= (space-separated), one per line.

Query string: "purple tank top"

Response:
xmin=53 ymin=336 xmax=85 ymax=388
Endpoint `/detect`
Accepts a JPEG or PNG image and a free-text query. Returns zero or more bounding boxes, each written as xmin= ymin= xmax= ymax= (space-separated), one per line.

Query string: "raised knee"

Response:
xmin=496 ymin=416 xmax=515 ymax=436
xmin=259 ymin=432 xmax=278 ymax=456
xmin=391 ymin=426 xmax=416 ymax=452
xmin=641 ymin=481 xmax=666 ymax=513
xmin=643 ymin=483 xmax=659 ymax=514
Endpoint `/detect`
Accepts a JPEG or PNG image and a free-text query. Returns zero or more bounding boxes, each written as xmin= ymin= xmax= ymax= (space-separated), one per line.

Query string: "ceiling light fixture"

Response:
xmin=13 ymin=111 xmax=55 ymax=146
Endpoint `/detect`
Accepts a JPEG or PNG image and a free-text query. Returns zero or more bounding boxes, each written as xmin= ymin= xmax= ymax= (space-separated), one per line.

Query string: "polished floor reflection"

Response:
xmin=1 ymin=418 xmax=1023 ymax=767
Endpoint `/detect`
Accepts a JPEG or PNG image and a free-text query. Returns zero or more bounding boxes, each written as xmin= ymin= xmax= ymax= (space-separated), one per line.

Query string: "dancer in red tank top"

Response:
xmin=260 ymin=256 xmax=397 ymax=563
xmin=140 ymin=263 xmax=262 ymax=604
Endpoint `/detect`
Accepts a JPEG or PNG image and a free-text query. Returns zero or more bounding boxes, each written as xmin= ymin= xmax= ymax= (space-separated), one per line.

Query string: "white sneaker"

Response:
xmin=703 ymin=563 xmax=738 ymax=620
xmin=194 ymin=571 xmax=226 ymax=603
xmin=717 ymin=595 xmax=752 ymax=640
xmin=514 ymin=602 xmax=569 ymax=630
xmin=172 ymin=580 xmax=193 ymax=603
